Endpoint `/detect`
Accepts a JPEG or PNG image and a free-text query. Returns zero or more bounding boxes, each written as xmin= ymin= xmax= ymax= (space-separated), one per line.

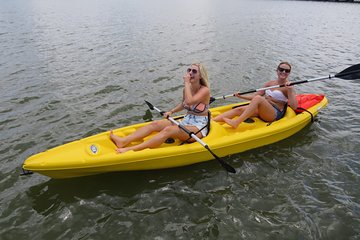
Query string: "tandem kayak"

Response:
xmin=22 ymin=93 xmax=327 ymax=179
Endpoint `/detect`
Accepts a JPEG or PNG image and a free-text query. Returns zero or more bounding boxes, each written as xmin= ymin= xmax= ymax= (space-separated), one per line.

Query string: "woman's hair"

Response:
xmin=193 ymin=63 xmax=209 ymax=88
xmin=278 ymin=61 xmax=292 ymax=71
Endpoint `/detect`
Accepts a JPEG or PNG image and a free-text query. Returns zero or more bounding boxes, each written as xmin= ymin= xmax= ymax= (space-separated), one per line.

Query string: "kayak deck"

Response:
xmin=22 ymin=94 xmax=328 ymax=178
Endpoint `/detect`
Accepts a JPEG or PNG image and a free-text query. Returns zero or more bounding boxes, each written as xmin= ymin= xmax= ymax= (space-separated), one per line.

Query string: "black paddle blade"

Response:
xmin=206 ymin=146 xmax=236 ymax=173
xmin=219 ymin=159 xmax=236 ymax=173
xmin=335 ymin=63 xmax=360 ymax=80
xmin=144 ymin=100 xmax=154 ymax=110
xmin=210 ymin=97 xmax=216 ymax=104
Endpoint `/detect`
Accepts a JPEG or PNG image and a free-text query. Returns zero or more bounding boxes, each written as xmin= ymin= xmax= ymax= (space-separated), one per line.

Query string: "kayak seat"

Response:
xmin=165 ymin=138 xmax=175 ymax=144
xmin=244 ymin=118 xmax=255 ymax=123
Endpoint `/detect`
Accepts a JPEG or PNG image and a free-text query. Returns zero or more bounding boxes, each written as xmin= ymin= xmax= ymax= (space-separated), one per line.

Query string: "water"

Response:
xmin=1 ymin=0 xmax=360 ymax=239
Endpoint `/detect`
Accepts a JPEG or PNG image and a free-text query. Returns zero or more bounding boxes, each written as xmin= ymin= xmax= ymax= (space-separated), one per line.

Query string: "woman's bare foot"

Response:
xmin=110 ymin=130 xmax=127 ymax=148
xmin=223 ymin=118 xmax=239 ymax=128
xmin=212 ymin=115 xmax=223 ymax=122
xmin=116 ymin=147 xmax=131 ymax=154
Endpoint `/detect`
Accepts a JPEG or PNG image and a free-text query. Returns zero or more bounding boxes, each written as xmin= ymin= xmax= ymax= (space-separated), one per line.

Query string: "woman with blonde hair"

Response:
xmin=110 ymin=63 xmax=211 ymax=153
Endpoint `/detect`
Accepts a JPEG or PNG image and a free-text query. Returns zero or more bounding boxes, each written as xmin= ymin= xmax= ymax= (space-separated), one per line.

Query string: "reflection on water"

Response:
xmin=1 ymin=0 xmax=360 ymax=238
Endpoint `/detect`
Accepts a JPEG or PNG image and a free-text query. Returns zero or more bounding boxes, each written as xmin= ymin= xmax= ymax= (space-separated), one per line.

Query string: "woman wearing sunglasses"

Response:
xmin=110 ymin=63 xmax=211 ymax=153
xmin=213 ymin=62 xmax=298 ymax=128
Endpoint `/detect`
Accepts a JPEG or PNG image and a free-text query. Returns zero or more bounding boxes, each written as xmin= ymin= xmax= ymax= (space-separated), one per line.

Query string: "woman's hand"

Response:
xmin=235 ymin=92 xmax=253 ymax=101
xmin=285 ymin=81 xmax=298 ymax=109
xmin=235 ymin=92 xmax=242 ymax=98
xmin=163 ymin=111 xmax=173 ymax=118
xmin=183 ymin=73 xmax=191 ymax=84
xmin=285 ymin=81 xmax=294 ymax=91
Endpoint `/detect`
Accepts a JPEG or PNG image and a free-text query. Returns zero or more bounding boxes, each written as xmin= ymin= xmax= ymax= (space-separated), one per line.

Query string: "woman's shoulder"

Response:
xmin=199 ymin=85 xmax=210 ymax=94
xmin=264 ymin=80 xmax=278 ymax=87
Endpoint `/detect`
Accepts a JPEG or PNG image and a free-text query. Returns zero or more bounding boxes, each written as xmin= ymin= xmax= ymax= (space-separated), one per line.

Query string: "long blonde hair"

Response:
xmin=193 ymin=63 xmax=209 ymax=88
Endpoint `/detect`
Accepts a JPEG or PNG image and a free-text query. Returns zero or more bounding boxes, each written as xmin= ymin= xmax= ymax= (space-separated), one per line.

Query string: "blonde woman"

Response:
xmin=110 ymin=63 xmax=211 ymax=153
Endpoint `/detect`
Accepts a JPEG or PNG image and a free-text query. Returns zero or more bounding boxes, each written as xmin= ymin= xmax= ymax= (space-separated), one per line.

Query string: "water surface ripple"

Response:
xmin=1 ymin=0 xmax=360 ymax=239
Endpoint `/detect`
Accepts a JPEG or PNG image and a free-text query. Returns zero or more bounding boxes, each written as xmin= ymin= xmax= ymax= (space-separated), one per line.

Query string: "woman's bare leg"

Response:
xmin=110 ymin=120 xmax=171 ymax=148
xmin=213 ymin=107 xmax=246 ymax=122
xmin=224 ymin=96 xmax=276 ymax=128
xmin=117 ymin=125 xmax=198 ymax=153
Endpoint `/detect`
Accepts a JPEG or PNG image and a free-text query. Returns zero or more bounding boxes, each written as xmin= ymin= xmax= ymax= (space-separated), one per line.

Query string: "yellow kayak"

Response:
xmin=22 ymin=94 xmax=327 ymax=179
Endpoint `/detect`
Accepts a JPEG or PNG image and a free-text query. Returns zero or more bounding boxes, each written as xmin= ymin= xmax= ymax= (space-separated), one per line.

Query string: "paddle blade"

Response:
xmin=335 ymin=63 xmax=360 ymax=80
xmin=210 ymin=97 xmax=216 ymax=104
xmin=144 ymin=100 xmax=154 ymax=110
xmin=219 ymin=159 xmax=236 ymax=173
xmin=205 ymin=146 xmax=236 ymax=173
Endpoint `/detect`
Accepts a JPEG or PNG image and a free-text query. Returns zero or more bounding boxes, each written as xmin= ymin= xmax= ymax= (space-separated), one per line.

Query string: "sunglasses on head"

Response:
xmin=278 ymin=67 xmax=291 ymax=73
xmin=187 ymin=68 xmax=198 ymax=74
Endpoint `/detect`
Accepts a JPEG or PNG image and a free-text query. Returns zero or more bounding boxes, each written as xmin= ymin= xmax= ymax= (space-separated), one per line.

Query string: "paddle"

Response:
xmin=144 ymin=101 xmax=236 ymax=174
xmin=210 ymin=63 xmax=360 ymax=103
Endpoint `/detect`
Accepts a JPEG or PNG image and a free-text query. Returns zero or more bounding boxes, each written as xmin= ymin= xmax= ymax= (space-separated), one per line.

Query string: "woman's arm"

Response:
xmin=236 ymin=92 xmax=258 ymax=100
xmin=286 ymin=83 xmax=298 ymax=110
xmin=238 ymin=80 xmax=273 ymax=100
xmin=168 ymin=102 xmax=184 ymax=115
xmin=234 ymin=80 xmax=273 ymax=100
xmin=184 ymin=86 xmax=210 ymax=105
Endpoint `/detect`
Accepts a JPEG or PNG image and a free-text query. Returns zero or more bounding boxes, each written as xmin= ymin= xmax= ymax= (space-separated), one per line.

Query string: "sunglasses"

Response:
xmin=187 ymin=68 xmax=198 ymax=74
xmin=278 ymin=67 xmax=291 ymax=73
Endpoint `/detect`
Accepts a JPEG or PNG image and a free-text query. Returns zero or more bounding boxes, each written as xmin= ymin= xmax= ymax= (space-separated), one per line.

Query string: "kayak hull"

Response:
xmin=22 ymin=94 xmax=328 ymax=178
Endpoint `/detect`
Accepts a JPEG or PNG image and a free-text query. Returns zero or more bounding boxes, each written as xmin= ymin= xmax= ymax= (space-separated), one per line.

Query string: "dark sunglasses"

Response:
xmin=187 ymin=68 xmax=198 ymax=74
xmin=278 ymin=67 xmax=291 ymax=73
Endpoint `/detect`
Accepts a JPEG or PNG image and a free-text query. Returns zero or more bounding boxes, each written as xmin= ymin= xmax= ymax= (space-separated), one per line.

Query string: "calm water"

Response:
xmin=1 ymin=0 xmax=360 ymax=239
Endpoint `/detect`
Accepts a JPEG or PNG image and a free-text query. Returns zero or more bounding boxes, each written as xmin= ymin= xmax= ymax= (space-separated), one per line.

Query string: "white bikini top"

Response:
xmin=265 ymin=89 xmax=288 ymax=103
